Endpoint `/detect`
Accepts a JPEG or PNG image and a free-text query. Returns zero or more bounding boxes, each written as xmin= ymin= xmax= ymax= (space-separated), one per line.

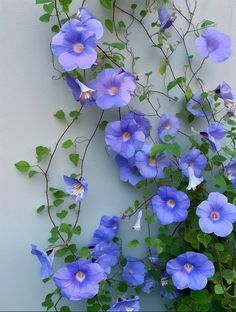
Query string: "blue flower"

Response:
xmin=31 ymin=244 xmax=54 ymax=279
xmin=108 ymin=296 xmax=140 ymax=312
xmin=225 ymin=159 xmax=236 ymax=188
xmin=51 ymin=19 xmax=98 ymax=71
xmin=90 ymin=69 xmax=136 ymax=109
xmin=196 ymin=28 xmax=231 ymax=63
xmin=214 ymin=82 xmax=234 ymax=100
xmin=76 ymin=8 xmax=103 ymax=40
xmin=54 ymin=259 xmax=106 ymax=301
xmin=158 ymin=274 xmax=178 ymax=300
xmin=63 ymin=175 xmax=88 ymax=202
xmin=157 ymin=114 xmax=181 ymax=143
xmin=142 ymin=275 xmax=155 ymax=294
xmin=152 ymin=186 xmax=190 ymax=225
xmin=89 ymin=216 xmax=120 ymax=246
xmin=166 ymin=252 xmax=215 ymax=290
xmin=123 ymin=110 xmax=151 ymax=137
xmin=179 ymin=149 xmax=207 ymax=177
xmin=122 ymin=257 xmax=146 ymax=286
xmin=65 ymin=76 xmax=95 ymax=107
xmin=115 ymin=155 xmax=143 ymax=186
xmin=135 ymin=145 xmax=171 ymax=179
xmin=187 ymin=92 xmax=213 ymax=117
xmin=105 ymin=119 xmax=145 ymax=159
xmin=200 ymin=122 xmax=227 ymax=151
xmin=196 ymin=192 xmax=236 ymax=237
xmin=158 ymin=6 xmax=176 ymax=31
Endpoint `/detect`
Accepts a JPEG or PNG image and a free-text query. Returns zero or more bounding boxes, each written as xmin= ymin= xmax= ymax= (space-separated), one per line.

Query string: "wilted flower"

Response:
xmin=196 ymin=28 xmax=231 ymax=62
xmin=51 ymin=19 xmax=97 ymax=71
xmin=135 ymin=145 xmax=171 ymax=179
xmin=122 ymin=257 xmax=146 ymax=286
xmin=31 ymin=245 xmax=54 ymax=279
xmin=105 ymin=119 xmax=145 ymax=159
xmin=166 ymin=252 xmax=215 ymax=290
xmin=187 ymin=92 xmax=213 ymax=117
xmin=196 ymin=192 xmax=236 ymax=237
xmin=76 ymin=8 xmax=103 ymax=40
xmin=54 ymin=259 xmax=106 ymax=301
xmin=123 ymin=110 xmax=151 ymax=137
xmin=200 ymin=122 xmax=227 ymax=151
xmin=65 ymin=76 xmax=95 ymax=107
xmin=115 ymin=155 xmax=144 ymax=186
xmin=157 ymin=114 xmax=181 ymax=143
xmin=132 ymin=210 xmax=143 ymax=231
xmin=90 ymin=69 xmax=136 ymax=109
xmin=152 ymin=186 xmax=190 ymax=225
xmin=158 ymin=6 xmax=177 ymax=31
xmin=108 ymin=296 xmax=140 ymax=312
xmin=225 ymin=159 xmax=236 ymax=187
xmin=63 ymin=175 xmax=88 ymax=202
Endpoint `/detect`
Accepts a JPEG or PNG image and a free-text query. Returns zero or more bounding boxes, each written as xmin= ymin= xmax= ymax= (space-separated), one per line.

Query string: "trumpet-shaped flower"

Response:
xmin=105 ymin=119 xmax=145 ymax=159
xmin=122 ymin=257 xmax=146 ymax=286
xmin=225 ymin=159 xmax=236 ymax=188
xmin=214 ymin=82 xmax=234 ymax=100
xmin=158 ymin=6 xmax=177 ymax=31
xmin=166 ymin=252 xmax=215 ymax=290
xmin=157 ymin=114 xmax=181 ymax=143
xmin=31 ymin=245 xmax=54 ymax=279
xmin=200 ymin=122 xmax=227 ymax=151
xmin=92 ymin=242 xmax=120 ymax=274
xmin=196 ymin=28 xmax=231 ymax=62
xmin=123 ymin=110 xmax=151 ymax=137
xmin=51 ymin=19 xmax=97 ymax=71
xmin=66 ymin=76 xmax=95 ymax=107
xmin=152 ymin=186 xmax=190 ymax=225
xmin=115 ymin=155 xmax=143 ymax=186
xmin=63 ymin=175 xmax=88 ymax=202
xmin=54 ymin=259 xmax=106 ymax=301
xmin=186 ymin=166 xmax=204 ymax=190
xmin=179 ymin=149 xmax=207 ymax=178
xmin=196 ymin=192 xmax=236 ymax=237
xmin=90 ymin=69 xmax=136 ymax=109
xmin=108 ymin=296 xmax=140 ymax=312
xmin=76 ymin=8 xmax=103 ymax=40
xmin=132 ymin=210 xmax=143 ymax=231
xmin=187 ymin=92 xmax=213 ymax=117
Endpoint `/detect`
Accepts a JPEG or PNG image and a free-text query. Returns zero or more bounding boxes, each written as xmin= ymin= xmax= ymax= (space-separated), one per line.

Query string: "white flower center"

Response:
xmin=122 ymin=132 xmax=131 ymax=141
xmin=210 ymin=211 xmax=220 ymax=221
xmin=109 ymin=87 xmax=119 ymax=95
xmin=161 ymin=276 xmax=169 ymax=286
xmin=76 ymin=271 xmax=85 ymax=282
xmin=73 ymin=43 xmax=85 ymax=53
xmin=71 ymin=182 xmax=84 ymax=197
xmin=163 ymin=123 xmax=171 ymax=130
xmin=81 ymin=91 xmax=93 ymax=101
xmin=167 ymin=199 xmax=175 ymax=208
xmin=184 ymin=263 xmax=193 ymax=272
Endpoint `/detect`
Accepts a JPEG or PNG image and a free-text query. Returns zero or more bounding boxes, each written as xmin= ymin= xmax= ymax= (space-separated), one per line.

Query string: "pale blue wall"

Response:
xmin=1 ymin=0 xmax=236 ymax=310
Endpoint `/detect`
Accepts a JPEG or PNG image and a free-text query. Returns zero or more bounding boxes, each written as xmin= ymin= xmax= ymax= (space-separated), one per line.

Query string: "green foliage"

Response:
xmin=54 ymin=110 xmax=65 ymax=119
xmin=100 ymin=0 xmax=112 ymax=10
xmin=69 ymin=153 xmax=79 ymax=166
xmin=15 ymin=160 xmax=30 ymax=172
xmin=105 ymin=19 xmax=113 ymax=33
xmin=62 ymin=139 xmax=73 ymax=148
xmin=128 ymin=239 xmax=139 ymax=248
xmin=36 ymin=146 xmax=50 ymax=162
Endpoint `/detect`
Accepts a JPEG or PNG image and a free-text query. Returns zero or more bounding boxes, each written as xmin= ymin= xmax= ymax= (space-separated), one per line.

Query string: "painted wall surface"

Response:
xmin=1 ymin=0 xmax=236 ymax=310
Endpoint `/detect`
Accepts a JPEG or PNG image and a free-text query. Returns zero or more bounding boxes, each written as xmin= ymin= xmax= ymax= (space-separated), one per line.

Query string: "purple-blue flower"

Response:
xmin=31 ymin=245 xmax=54 ymax=279
xmin=152 ymin=186 xmax=190 ymax=225
xmin=166 ymin=252 xmax=215 ymax=290
xmin=105 ymin=119 xmax=145 ymax=159
xmin=196 ymin=192 xmax=236 ymax=237
xmin=142 ymin=275 xmax=155 ymax=294
xmin=123 ymin=110 xmax=151 ymax=137
xmin=115 ymin=155 xmax=143 ymax=186
xmin=157 ymin=114 xmax=181 ymax=143
xmin=200 ymin=122 xmax=227 ymax=151
xmin=214 ymin=82 xmax=234 ymax=100
xmin=122 ymin=257 xmax=146 ymax=286
xmin=196 ymin=28 xmax=232 ymax=63
xmin=187 ymin=92 xmax=213 ymax=117
xmin=92 ymin=241 xmax=120 ymax=274
xmin=51 ymin=19 xmax=97 ymax=71
xmin=158 ymin=274 xmax=178 ymax=300
xmin=89 ymin=69 xmax=136 ymax=109
xmin=179 ymin=149 xmax=207 ymax=177
xmin=76 ymin=8 xmax=103 ymax=40
xmin=89 ymin=216 xmax=120 ymax=246
xmin=108 ymin=296 xmax=140 ymax=312
xmin=225 ymin=159 xmax=236 ymax=188
xmin=135 ymin=145 xmax=171 ymax=179
xmin=54 ymin=259 xmax=106 ymax=301
xmin=158 ymin=6 xmax=176 ymax=31
xmin=66 ymin=76 xmax=95 ymax=107
xmin=63 ymin=175 xmax=88 ymax=202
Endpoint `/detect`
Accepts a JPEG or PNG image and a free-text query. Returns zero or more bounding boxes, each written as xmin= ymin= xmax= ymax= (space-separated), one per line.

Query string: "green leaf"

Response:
xmin=56 ymin=210 xmax=68 ymax=219
xmin=166 ymin=143 xmax=181 ymax=157
xmin=105 ymin=19 xmax=113 ymax=33
xmin=43 ymin=3 xmax=54 ymax=14
xmin=213 ymin=175 xmax=227 ymax=191
xmin=118 ymin=281 xmax=128 ymax=292
xmin=185 ymin=87 xmax=193 ymax=101
xmin=215 ymin=243 xmax=224 ymax=251
xmin=36 ymin=146 xmax=49 ymax=162
xmin=79 ymin=246 xmax=89 ymax=258
xmin=131 ymin=3 xmax=137 ymax=10
xmin=99 ymin=120 xmax=108 ymax=131
xmin=69 ymin=153 xmax=79 ymax=166
xmin=37 ymin=205 xmax=46 ymax=213
xmin=53 ymin=190 xmax=68 ymax=198
xmin=39 ymin=14 xmax=51 ymax=23
xmin=60 ymin=306 xmax=71 ymax=312
xmin=51 ymin=24 xmax=60 ymax=33
xmin=69 ymin=110 xmax=80 ymax=119
xmin=62 ymin=139 xmax=73 ymax=149
xmin=54 ymin=110 xmax=65 ymax=119
xmin=53 ymin=199 xmax=64 ymax=207
xmin=201 ymin=20 xmax=215 ymax=28
xmin=100 ymin=0 xmax=112 ymax=10
xmin=110 ymin=42 xmax=125 ymax=50
xmin=159 ymin=63 xmax=167 ymax=76
xmin=15 ymin=160 xmax=30 ymax=173
xmin=167 ymin=77 xmax=186 ymax=91
xmin=68 ymin=203 xmax=76 ymax=210
xmin=222 ymin=269 xmax=235 ymax=284
xmin=128 ymin=240 xmax=139 ymax=249
xmin=36 ymin=0 xmax=52 ymax=4
xmin=28 ymin=170 xmax=39 ymax=178
xmin=214 ymin=284 xmax=224 ymax=295
xmin=197 ymin=233 xmax=212 ymax=248
xmin=73 ymin=226 xmax=81 ymax=236
xmin=150 ymin=144 xmax=165 ymax=158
